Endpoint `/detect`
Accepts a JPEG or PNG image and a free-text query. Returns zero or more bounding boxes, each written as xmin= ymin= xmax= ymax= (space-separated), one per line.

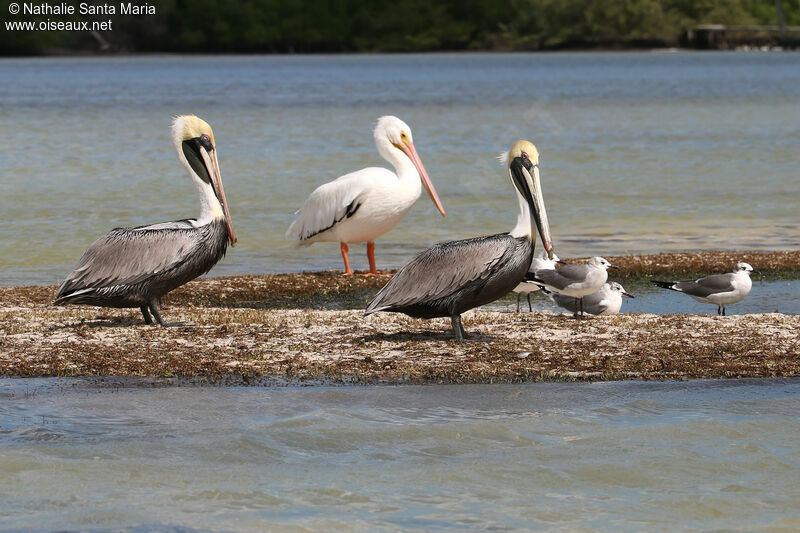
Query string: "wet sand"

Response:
xmin=1 ymin=251 xmax=799 ymax=383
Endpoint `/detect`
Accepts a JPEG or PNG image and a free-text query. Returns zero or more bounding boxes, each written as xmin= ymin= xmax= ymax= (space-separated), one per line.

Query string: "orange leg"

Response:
xmin=340 ymin=242 xmax=353 ymax=275
xmin=367 ymin=241 xmax=377 ymax=274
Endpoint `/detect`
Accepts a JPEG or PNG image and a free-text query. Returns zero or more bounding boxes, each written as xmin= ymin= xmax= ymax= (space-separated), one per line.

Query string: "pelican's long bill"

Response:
xmin=509 ymin=156 xmax=554 ymax=258
xmin=395 ymin=141 xmax=446 ymax=217
xmin=199 ymin=143 xmax=237 ymax=245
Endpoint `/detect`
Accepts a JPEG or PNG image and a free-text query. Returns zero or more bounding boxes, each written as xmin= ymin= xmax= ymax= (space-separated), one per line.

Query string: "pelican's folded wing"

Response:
xmin=55 ymin=221 xmax=197 ymax=301
xmin=365 ymin=233 xmax=518 ymax=313
xmin=285 ymin=172 xmax=370 ymax=242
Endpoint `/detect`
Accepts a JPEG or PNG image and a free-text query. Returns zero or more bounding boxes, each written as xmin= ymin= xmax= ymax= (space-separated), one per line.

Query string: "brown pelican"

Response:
xmin=651 ymin=262 xmax=753 ymax=315
xmin=365 ymin=140 xmax=554 ymax=340
xmin=54 ymin=115 xmax=236 ymax=326
xmin=286 ymin=116 xmax=446 ymax=275
xmin=529 ymin=257 xmax=618 ymax=319
xmin=550 ymin=282 xmax=634 ymax=316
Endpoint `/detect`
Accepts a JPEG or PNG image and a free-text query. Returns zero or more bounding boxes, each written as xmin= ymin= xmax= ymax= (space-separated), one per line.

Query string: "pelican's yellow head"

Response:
xmin=507 ymin=140 xmax=540 ymax=168
xmin=506 ymin=139 xmax=553 ymax=258
xmin=173 ymin=115 xmax=216 ymax=148
xmin=171 ymin=115 xmax=236 ymax=246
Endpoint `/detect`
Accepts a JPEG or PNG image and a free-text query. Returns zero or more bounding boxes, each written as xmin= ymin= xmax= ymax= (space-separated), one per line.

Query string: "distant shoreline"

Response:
xmin=2 ymin=251 xmax=799 ymax=383
xmin=2 ymin=47 xmax=794 ymax=59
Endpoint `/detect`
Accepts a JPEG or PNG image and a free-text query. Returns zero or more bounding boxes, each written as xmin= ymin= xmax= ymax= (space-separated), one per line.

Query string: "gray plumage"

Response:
xmin=54 ymin=218 xmax=228 ymax=323
xmin=365 ymin=233 xmax=533 ymax=339
xmin=535 ymin=263 xmax=601 ymax=292
xmin=668 ymin=274 xmax=736 ymax=297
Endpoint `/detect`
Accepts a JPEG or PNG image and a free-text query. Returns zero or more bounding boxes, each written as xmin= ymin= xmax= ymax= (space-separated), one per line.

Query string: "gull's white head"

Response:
xmin=608 ymin=281 xmax=635 ymax=298
xmin=530 ymin=248 xmax=559 ymax=272
xmin=589 ymin=256 xmax=618 ymax=270
xmin=535 ymin=248 xmax=559 ymax=262
xmin=373 ymin=115 xmax=445 ymax=217
xmin=735 ymin=262 xmax=754 ymax=273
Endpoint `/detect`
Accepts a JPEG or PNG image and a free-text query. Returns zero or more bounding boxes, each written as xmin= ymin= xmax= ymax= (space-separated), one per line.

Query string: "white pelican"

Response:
xmin=529 ymin=257 xmax=618 ymax=318
xmin=551 ymin=282 xmax=634 ymax=316
xmin=54 ymin=115 xmax=236 ymax=326
xmin=513 ymin=249 xmax=560 ymax=312
xmin=651 ymin=262 xmax=753 ymax=315
xmin=365 ymin=140 xmax=554 ymax=340
xmin=286 ymin=116 xmax=446 ymax=275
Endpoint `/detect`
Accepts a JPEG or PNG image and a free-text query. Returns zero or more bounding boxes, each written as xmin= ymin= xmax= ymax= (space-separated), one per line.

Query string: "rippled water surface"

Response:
xmin=1 ymin=378 xmax=800 ymax=531
xmin=2 ymin=52 xmax=799 ymax=286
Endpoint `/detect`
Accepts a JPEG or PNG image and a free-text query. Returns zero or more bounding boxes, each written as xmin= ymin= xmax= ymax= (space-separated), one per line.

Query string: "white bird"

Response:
xmin=513 ymin=249 xmax=560 ymax=312
xmin=529 ymin=256 xmax=618 ymax=318
xmin=551 ymin=282 xmax=634 ymax=316
xmin=286 ymin=116 xmax=446 ymax=275
xmin=651 ymin=262 xmax=754 ymax=315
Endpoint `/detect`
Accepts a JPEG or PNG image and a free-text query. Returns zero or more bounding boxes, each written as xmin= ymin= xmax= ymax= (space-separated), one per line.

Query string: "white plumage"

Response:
xmin=286 ymin=116 xmax=445 ymax=274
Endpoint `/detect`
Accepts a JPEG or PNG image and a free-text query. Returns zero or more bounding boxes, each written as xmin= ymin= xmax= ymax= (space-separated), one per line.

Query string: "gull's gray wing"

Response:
xmin=551 ymin=293 xmax=578 ymax=313
xmin=534 ymin=264 xmax=589 ymax=290
xmin=673 ymin=273 xmax=736 ymax=297
xmin=55 ymin=220 xmax=200 ymax=301
xmin=552 ymin=287 xmax=607 ymax=314
xmin=365 ymin=233 xmax=520 ymax=313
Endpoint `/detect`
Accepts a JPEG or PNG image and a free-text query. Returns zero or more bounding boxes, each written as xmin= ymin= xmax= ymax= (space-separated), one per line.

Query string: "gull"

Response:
xmin=651 ymin=262 xmax=753 ymax=315
xmin=529 ymin=256 xmax=618 ymax=318
xmin=551 ymin=282 xmax=634 ymax=316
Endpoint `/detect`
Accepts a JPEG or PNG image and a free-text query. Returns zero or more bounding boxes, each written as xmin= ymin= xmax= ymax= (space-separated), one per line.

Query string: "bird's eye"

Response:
xmin=521 ymin=152 xmax=529 ymax=160
xmin=400 ymin=132 xmax=407 ymax=140
xmin=199 ymin=134 xmax=213 ymax=149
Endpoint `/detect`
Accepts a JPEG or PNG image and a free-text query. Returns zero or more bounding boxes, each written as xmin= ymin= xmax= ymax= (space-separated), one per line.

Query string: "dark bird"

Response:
xmin=365 ymin=140 xmax=554 ymax=340
xmin=54 ymin=115 xmax=236 ymax=325
xmin=651 ymin=262 xmax=753 ymax=316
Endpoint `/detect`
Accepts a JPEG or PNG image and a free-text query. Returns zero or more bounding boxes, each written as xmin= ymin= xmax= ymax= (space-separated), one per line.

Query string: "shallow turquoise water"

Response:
xmin=1 ymin=52 xmax=799 ymax=286
xmin=2 ymin=53 xmax=799 ymax=533
xmin=1 ymin=378 xmax=799 ymax=531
